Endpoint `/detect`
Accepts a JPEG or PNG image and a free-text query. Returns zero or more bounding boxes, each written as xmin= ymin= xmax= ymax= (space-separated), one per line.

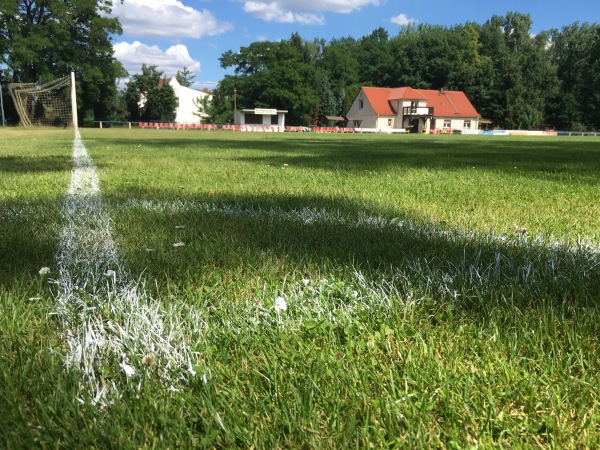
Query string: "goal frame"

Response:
xmin=8 ymin=72 xmax=78 ymax=129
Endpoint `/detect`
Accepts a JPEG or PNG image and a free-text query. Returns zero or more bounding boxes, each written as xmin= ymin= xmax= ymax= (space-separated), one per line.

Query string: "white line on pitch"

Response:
xmin=53 ymin=132 xmax=199 ymax=404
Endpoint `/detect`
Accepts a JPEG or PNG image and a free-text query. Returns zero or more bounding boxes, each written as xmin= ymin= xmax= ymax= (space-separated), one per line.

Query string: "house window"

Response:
xmin=354 ymin=120 xmax=362 ymax=127
xmin=463 ymin=120 xmax=471 ymax=129
xmin=388 ymin=118 xmax=393 ymax=127
xmin=443 ymin=120 xmax=451 ymax=129
xmin=271 ymin=115 xmax=279 ymax=125
xmin=359 ymin=100 xmax=364 ymax=110
xmin=411 ymin=101 xmax=418 ymax=113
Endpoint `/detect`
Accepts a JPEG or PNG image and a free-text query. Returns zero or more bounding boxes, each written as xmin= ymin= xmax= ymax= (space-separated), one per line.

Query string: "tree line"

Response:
xmin=210 ymin=12 xmax=600 ymax=130
xmin=1 ymin=4 xmax=599 ymax=130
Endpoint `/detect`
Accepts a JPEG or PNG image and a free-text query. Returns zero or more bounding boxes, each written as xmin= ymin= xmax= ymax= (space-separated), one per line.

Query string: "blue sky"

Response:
xmin=110 ymin=0 xmax=600 ymax=90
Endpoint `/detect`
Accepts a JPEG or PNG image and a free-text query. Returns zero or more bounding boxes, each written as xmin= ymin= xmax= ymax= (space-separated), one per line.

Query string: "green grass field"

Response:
xmin=1 ymin=128 xmax=600 ymax=448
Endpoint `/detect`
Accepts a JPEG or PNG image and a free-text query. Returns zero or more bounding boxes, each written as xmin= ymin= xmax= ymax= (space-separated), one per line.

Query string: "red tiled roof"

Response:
xmin=417 ymin=89 xmax=480 ymax=117
xmin=361 ymin=86 xmax=479 ymax=118
xmin=389 ymin=87 xmax=428 ymax=101
xmin=158 ymin=77 xmax=173 ymax=89
xmin=361 ymin=87 xmax=396 ymax=115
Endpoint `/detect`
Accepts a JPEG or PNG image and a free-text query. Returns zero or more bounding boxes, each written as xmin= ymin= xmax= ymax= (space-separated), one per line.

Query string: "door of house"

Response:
xmin=410 ymin=119 xmax=419 ymax=134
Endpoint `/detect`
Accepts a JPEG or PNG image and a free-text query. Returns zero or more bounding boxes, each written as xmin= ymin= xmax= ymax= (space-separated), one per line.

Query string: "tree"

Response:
xmin=106 ymin=88 xmax=129 ymax=123
xmin=548 ymin=23 xmax=600 ymax=130
xmin=356 ymin=28 xmax=393 ymax=87
xmin=125 ymin=64 xmax=178 ymax=122
xmin=205 ymin=75 xmax=236 ymax=124
xmin=314 ymin=70 xmax=336 ymax=125
xmin=175 ymin=66 xmax=195 ymax=87
xmin=585 ymin=27 xmax=600 ymax=129
xmin=319 ymin=37 xmax=360 ymax=115
xmin=0 ymin=0 xmax=126 ymax=122
xmin=218 ymin=34 xmax=319 ymax=125
xmin=193 ymin=95 xmax=210 ymax=123
xmin=478 ymin=12 xmax=556 ymax=129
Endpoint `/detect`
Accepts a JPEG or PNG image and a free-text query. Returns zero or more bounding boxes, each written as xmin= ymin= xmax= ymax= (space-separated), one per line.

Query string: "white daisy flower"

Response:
xmin=120 ymin=362 xmax=136 ymax=378
xmin=274 ymin=296 xmax=287 ymax=312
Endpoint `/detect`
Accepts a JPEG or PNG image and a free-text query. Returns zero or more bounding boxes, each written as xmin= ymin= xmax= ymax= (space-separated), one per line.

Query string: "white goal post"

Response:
xmin=8 ymin=72 xmax=78 ymax=129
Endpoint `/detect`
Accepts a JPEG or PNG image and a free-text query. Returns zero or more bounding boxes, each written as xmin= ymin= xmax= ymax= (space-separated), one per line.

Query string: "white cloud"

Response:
xmin=391 ymin=13 xmax=417 ymax=26
xmin=241 ymin=0 xmax=380 ymax=24
xmin=111 ymin=0 xmax=232 ymax=38
xmin=243 ymin=2 xmax=324 ymax=25
xmin=114 ymin=41 xmax=201 ymax=78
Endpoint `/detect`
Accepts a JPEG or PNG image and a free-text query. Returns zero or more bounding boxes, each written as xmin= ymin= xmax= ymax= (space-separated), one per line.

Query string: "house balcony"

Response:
xmin=402 ymin=106 xmax=434 ymax=117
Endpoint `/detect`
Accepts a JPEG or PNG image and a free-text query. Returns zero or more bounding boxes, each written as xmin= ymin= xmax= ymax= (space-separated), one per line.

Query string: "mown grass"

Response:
xmin=86 ymin=130 xmax=600 ymax=241
xmin=1 ymin=128 xmax=600 ymax=448
xmin=0 ymin=129 xmax=72 ymax=286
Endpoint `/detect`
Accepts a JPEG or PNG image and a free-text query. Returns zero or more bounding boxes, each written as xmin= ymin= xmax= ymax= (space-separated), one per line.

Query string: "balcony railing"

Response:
xmin=403 ymin=106 xmax=434 ymax=116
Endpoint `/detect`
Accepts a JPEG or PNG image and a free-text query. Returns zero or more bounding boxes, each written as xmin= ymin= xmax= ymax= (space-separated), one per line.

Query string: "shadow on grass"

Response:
xmin=105 ymin=190 xmax=600 ymax=310
xmin=92 ymin=133 xmax=600 ymax=184
xmin=0 ymin=198 xmax=63 ymax=288
xmin=0 ymin=181 xmax=598 ymax=360
xmin=0 ymin=155 xmax=73 ymax=174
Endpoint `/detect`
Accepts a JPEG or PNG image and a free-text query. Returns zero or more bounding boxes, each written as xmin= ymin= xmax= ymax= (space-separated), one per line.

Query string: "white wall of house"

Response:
xmin=167 ymin=78 xmax=212 ymax=124
xmin=346 ymin=93 xmax=379 ymax=128
xmin=431 ymin=117 xmax=479 ymax=132
xmin=376 ymin=116 xmax=396 ymax=129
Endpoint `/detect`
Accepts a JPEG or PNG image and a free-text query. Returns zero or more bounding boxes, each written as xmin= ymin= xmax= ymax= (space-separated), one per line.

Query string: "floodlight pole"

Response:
xmin=0 ymin=80 xmax=5 ymax=127
xmin=233 ymin=88 xmax=237 ymax=125
xmin=70 ymin=71 xmax=78 ymax=132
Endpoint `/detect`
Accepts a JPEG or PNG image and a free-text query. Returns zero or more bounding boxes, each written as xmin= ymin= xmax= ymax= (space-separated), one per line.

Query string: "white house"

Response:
xmin=346 ymin=86 xmax=480 ymax=133
xmin=159 ymin=77 xmax=212 ymax=124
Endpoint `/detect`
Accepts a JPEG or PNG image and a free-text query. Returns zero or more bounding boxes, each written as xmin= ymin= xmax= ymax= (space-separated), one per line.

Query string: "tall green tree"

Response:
xmin=205 ymin=75 xmax=236 ymax=124
xmin=392 ymin=24 xmax=456 ymax=89
xmin=175 ymin=66 xmax=195 ymax=87
xmin=314 ymin=70 xmax=336 ymax=125
xmin=125 ymin=64 xmax=178 ymax=122
xmin=0 ymin=0 xmax=126 ymax=122
xmin=478 ymin=12 xmax=557 ymax=129
xmin=585 ymin=27 xmax=600 ymax=129
xmin=548 ymin=23 xmax=600 ymax=130
xmin=218 ymin=34 xmax=319 ymax=125
xmin=445 ymin=24 xmax=495 ymax=114
xmin=356 ymin=28 xmax=393 ymax=87
xmin=318 ymin=37 xmax=360 ymax=115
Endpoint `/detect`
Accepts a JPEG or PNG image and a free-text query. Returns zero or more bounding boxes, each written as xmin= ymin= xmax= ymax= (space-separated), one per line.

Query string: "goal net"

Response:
xmin=9 ymin=74 xmax=75 ymax=128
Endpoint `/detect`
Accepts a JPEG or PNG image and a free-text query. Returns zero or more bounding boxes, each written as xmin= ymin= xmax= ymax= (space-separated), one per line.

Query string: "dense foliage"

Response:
xmin=124 ymin=64 xmax=178 ymax=122
xmin=0 ymin=0 xmax=126 ymax=124
xmin=211 ymin=12 xmax=600 ymax=130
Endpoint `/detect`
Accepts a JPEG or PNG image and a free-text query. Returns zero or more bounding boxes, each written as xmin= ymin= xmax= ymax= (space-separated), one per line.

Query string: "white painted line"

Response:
xmin=53 ymin=132 xmax=199 ymax=404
